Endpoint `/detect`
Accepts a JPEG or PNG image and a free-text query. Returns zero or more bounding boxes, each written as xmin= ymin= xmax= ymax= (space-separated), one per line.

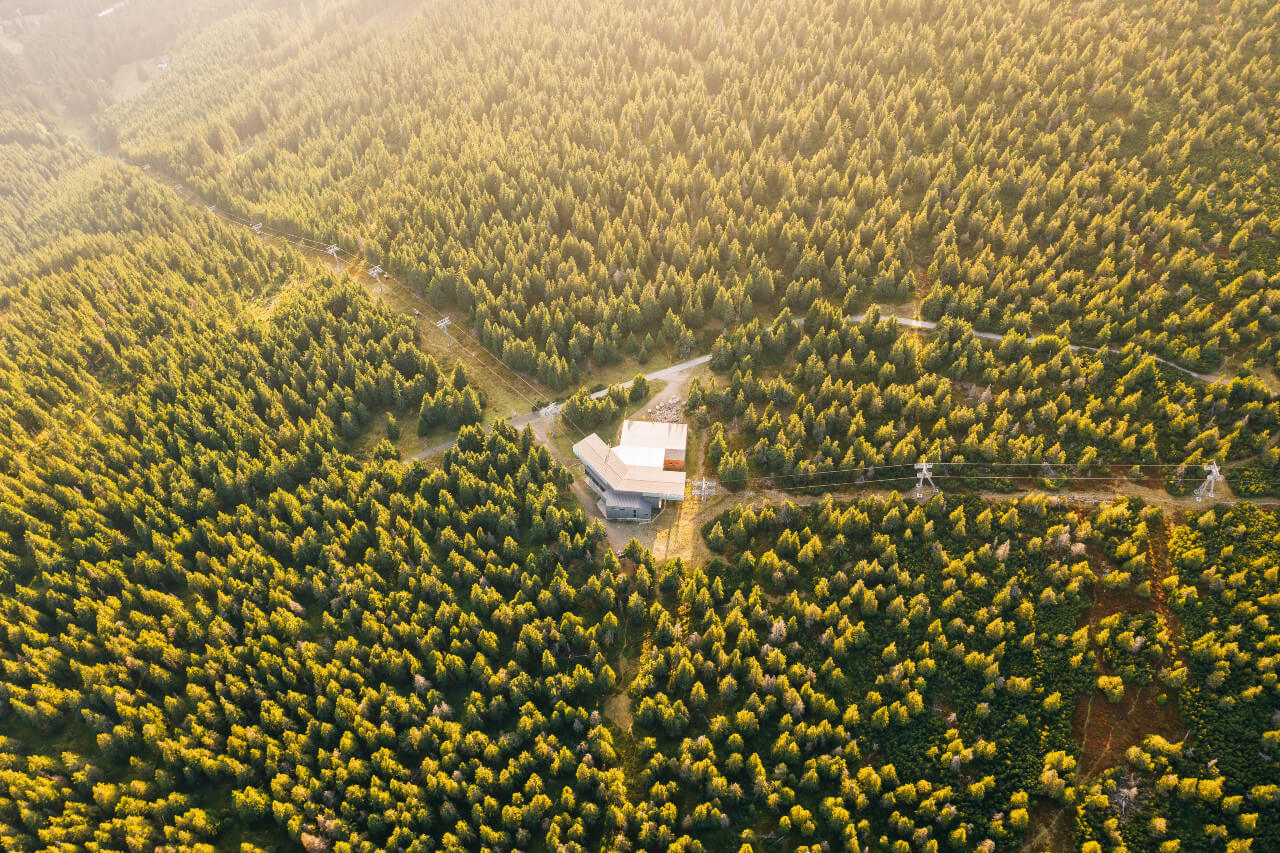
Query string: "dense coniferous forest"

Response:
xmin=1 ymin=0 xmax=1279 ymax=851
xmin=691 ymin=494 xmax=1280 ymax=851
xmin=688 ymin=305 xmax=1280 ymax=494
xmin=99 ymin=0 xmax=1280 ymax=385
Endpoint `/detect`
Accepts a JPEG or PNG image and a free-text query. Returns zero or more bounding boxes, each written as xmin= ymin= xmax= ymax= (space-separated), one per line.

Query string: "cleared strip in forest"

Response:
xmin=1145 ymin=515 xmax=1190 ymax=663
xmin=91 ymin=152 xmax=556 ymax=426
xmin=102 ymin=155 xmax=664 ymax=446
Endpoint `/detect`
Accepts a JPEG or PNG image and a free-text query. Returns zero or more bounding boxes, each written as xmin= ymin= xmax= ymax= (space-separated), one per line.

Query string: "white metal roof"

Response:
xmin=613 ymin=444 xmax=667 ymax=469
xmin=573 ymin=434 xmax=686 ymax=501
xmin=619 ymin=420 xmax=687 ymax=454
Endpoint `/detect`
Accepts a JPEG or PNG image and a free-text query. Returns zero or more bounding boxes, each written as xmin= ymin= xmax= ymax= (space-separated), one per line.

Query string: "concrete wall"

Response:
xmin=601 ymin=501 xmax=652 ymax=521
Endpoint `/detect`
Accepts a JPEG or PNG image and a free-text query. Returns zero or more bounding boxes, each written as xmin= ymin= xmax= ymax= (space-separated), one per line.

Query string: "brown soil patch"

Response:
xmin=1071 ymin=680 xmax=1186 ymax=783
xmin=110 ymin=56 xmax=162 ymax=103
xmin=603 ymin=691 xmax=633 ymax=730
xmin=604 ymin=654 xmax=640 ymax=731
xmin=1080 ymin=582 xmax=1151 ymax=624
xmin=1145 ymin=515 xmax=1188 ymax=662
xmin=1071 ymin=523 xmax=1190 ymax=782
xmin=1021 ymin=800 xmax=1074 ymax=853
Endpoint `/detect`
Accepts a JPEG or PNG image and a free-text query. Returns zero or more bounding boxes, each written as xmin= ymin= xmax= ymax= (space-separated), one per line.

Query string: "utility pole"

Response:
xmin=1194 ymin=460 xmax=1223 ymax=502
xmin=436 ymin=316 xmax=452 ymax=345
xmin=915 ymin=460 xmax=938 ymax=500
xmin=540 ymin=402 xmax=563 ymax=436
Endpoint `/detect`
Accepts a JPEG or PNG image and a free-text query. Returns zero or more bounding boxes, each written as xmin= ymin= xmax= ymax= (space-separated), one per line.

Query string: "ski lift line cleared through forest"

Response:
xmin=217 ymin=202 xmax=552 ymax=407
xmin=153 ymin=176 xmax=565 ymax=422
xmin=207 ymin=212 xmax=609 ymax=439
xmin=121 ymin=164 xmax=545 ymax=417
xmin=766 ymin=477 xmax=1278 ymax=509
xmin=727 ymin=469 xmax=1268 ymax=494
xmin=359 ymin=268 xmax=575 ymax=429
xmin=155 ymin=177 xmax=606 ymax=438
xmin=713 ymin=458 xmax=1262 ymax=491
xmin=297 ymin=226 xmax=599 ymax=439
xmin=156 ymin=175 xmax=574 ymax=431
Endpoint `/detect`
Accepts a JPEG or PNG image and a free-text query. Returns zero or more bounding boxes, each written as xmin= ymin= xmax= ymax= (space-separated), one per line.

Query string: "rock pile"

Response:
xmin=646 ymin=398 xmax=685 ymax=422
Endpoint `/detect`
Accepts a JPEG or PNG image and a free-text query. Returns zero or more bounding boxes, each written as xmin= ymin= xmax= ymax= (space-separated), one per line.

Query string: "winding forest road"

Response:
xmin=587 ymin=354 xmax=713 ymax=400
xmin=411 ymin=355 xmax=713 ymax=460
xmin=409 ymin=314 xmax=1222 ymax=462
xmin=846 ymin=313 xmax=1223 ymax=383
xmin=585 ymin=316 xmax=1223 ymax=409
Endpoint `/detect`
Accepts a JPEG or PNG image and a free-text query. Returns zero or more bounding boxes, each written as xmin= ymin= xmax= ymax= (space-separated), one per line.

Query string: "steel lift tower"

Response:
xmin=1194 ymin=460 xmax=1223 ymax=502
xmin=540 ymin=402 xmax=564 ymax=436
xmin=915 ymin=460 xmax=938 ymax=500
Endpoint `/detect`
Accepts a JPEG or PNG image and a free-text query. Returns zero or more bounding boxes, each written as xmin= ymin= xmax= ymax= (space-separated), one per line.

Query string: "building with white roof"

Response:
xmin=572 ymin=420 xmax=688 ymax=520
xmin=618 ymin=420 xmax=687 ymax=470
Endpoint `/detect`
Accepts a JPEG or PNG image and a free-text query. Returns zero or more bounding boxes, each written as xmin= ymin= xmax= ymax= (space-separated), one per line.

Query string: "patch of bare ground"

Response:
xmin=616 ymin=555 xmax=638 ymax=579
xmin=603 ymin=692 xmax=632 ymax=730
xmin=603 ymin=685 xmax=633 ymax=732
xmin=1145 ymin=514 xmax=1188 ymax=661
xmin=1071 ymin=524 xmax=1189 ymax=784
xmin=1072 ymin=678 xmax=1185 ymax=784
xmin=1021 ymin=800 xmax=1074 ymax=853
xmin=110 ymin=56 xmax=163 ymax=103
xmin=604 ymin=654 xmax=639 ymax=731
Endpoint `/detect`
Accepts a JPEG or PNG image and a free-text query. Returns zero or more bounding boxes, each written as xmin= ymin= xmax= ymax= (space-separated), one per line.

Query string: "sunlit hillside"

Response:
xmin=0 ymin=1 xmax=1278 ymax=851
